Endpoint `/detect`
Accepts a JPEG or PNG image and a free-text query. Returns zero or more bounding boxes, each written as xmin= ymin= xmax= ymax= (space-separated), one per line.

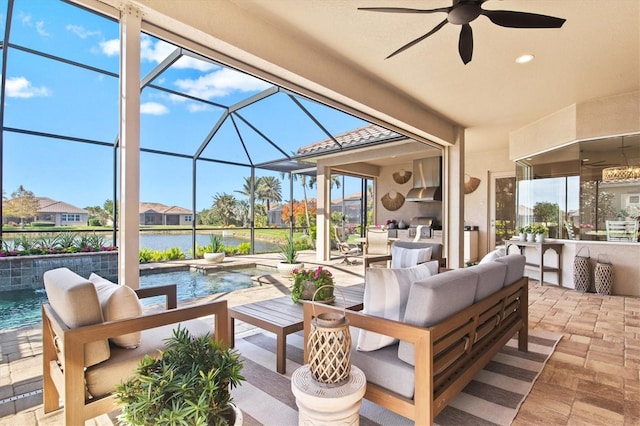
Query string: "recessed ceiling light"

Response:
xmin=516 ymin=54 xmax=535 ymax=64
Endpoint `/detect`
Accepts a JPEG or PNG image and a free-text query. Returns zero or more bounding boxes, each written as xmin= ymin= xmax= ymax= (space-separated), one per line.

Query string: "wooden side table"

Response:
xmin=291 ymin=365 xmax=366 ymax=425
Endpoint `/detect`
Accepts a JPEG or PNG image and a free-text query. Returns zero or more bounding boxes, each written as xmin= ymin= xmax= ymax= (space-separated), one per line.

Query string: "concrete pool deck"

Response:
xmin=0 ymin=250 xmax=366 ymax=425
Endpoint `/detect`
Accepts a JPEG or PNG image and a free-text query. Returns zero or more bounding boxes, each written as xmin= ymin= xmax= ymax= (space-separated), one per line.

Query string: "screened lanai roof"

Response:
xmin=0 ymin=0 xmax=389 ymax=181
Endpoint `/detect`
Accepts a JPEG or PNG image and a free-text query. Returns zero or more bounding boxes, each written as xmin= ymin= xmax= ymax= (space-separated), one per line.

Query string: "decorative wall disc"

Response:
xmin=392 ymin=169 xmax=412 ymax=184
xmin=381 ymin=191 xmax=405 ymax=211
xmin=464 ymin=175 xmax=481 ymax=194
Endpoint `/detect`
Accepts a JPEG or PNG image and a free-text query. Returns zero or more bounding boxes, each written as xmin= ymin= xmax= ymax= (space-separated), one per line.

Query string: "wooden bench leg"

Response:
xmin=276 ymin=330 xmax=287 ymax=374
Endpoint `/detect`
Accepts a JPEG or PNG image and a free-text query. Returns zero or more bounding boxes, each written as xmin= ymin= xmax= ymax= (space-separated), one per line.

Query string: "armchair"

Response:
xmin=41 ymin=267 xmax=229 ymax=425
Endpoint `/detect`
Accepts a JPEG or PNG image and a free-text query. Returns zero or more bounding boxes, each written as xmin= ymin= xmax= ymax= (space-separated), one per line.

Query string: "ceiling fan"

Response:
xmin=359 ymin=0 xmax=566 ymax=64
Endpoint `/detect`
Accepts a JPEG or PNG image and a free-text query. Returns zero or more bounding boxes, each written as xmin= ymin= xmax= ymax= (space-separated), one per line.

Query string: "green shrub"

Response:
xmin=236 ymin=242 xmax=251 ymax=255
xmin=29 ymin=221 xmax=55 ymax=228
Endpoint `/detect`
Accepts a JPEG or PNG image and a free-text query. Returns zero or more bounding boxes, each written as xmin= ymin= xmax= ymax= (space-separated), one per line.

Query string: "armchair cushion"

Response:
xmin=357 ymin=262 xmax=436 ymax=351
xmin=43 ymin=268 xmax=110 ymax=367
xmin=85 ymin=318 xmax=212 ymax=398
xmin=390 ymin=245 xmax=432 ymax=268
xmin=399 ymin=269 xmax=478 ymax=365
xmin=90 ymin=273 xmax=143 ymax=348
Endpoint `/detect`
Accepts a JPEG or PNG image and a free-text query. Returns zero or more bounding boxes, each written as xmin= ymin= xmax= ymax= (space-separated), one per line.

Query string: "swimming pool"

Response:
xmin=0 ymin=267 xmax=266 ymax=330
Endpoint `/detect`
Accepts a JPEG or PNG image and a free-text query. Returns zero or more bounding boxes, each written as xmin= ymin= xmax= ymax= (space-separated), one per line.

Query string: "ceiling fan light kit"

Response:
xmin=359 ymin=0 xmax=566 ymax=64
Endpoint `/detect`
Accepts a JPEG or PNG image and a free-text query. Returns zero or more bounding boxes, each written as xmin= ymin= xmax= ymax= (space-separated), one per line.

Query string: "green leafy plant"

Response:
xmin=531 ymin=224 xmax=548 ymax=235
xmin=291 ymin=266 xmax=334 ymax=303
xmin=279 ymin=235 xmax=298 ymax=264
xmin=207 ymin=234 xmax=224 ymax=253
xmin=116 ymin=327 xmax=244 ymax=426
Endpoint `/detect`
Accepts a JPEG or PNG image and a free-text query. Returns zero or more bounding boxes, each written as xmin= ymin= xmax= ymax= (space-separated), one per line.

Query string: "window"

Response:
xmin=184 ymin=215 xmax=192 ymax=222
xmin=61 ymin=214 xmax=81 ymax=222
xmin=516 ymin=134 xmax=640 ymax=240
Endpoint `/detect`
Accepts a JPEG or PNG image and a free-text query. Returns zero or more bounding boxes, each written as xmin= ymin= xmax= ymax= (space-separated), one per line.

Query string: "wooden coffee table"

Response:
xmin=229 ymin=285 xmax=364 ymax=374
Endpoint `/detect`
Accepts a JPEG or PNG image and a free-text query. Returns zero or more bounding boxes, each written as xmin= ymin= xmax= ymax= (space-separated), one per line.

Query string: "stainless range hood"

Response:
xmin=405 ymin=157 xmax=442 ymax=202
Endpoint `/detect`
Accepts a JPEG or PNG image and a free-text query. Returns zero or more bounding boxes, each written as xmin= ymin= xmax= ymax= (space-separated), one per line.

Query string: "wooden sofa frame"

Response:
xmin=303 ymin=275 xmax=528 ymax=425
xmin=42 ymin=284 xmax=229 ymax=425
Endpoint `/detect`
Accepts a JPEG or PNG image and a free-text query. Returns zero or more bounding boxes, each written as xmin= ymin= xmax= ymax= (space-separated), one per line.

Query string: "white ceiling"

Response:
xmin=228 ymin=0 xmax=639 ymax=152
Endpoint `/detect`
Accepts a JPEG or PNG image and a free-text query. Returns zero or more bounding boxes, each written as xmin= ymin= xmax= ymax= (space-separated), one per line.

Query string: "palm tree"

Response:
xmin=258 ymin=175 xmax=282 ymax=212
xmin=211 ymin=193 xmax=237 ymax=226
xmin=235 ymin=176 xmax=261 ymax=200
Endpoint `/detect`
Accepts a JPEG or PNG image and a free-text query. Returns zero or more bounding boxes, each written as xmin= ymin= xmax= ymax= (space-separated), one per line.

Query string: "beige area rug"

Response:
xmin=231 ymin=329 xmax=562 ymax=425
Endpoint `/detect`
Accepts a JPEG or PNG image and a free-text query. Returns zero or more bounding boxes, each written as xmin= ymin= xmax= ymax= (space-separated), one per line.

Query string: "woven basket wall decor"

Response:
xmin=392 ymin=169 xmax=412 ymax=184
xmin=307 ymin=286 xmax=351 ymax=384
xmin=595 ymin=254 xmax=613 ymax=296
xmin=381 ymin=191 xmax=405 ymax=211
xmin=572 ymin=247 xmax=592 ymax=293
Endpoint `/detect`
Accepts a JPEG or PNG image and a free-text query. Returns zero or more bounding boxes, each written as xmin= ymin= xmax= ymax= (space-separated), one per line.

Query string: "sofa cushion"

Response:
xmin=390 ymin=245 xmax=432 ymax=268
xmin=478 ymin=246 xmax=506 ymax=264
xmin=392 ymin=241 xmax=443 ymax=262
xmin=90 ymin=273 xmax=143 ymax=348
xmin=350 ymin=328 xmax=415 ymax=399
xmin=494 ymin=254 xmax=527 ymax=286
xmin=85 ymin=318 xmax=212 ymax=398
xmin=43 ymin=268 xmax=110 ymax=368
xmin=357 ymin=263 xmax=436 ymax=351
xmin=398 ymin=269 xmax=478 ymax=365
xmin=468 ymin=261 xmax=507 ymax=302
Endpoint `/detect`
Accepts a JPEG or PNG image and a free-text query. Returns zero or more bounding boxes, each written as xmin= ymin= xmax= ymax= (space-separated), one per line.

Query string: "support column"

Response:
xmin=315 ymin=165 xmax=331 ymax=262
xmin=444 ymin=127 xmax=465 ymax=268
xmin=118 ymin=5 xmax=141 ymax=288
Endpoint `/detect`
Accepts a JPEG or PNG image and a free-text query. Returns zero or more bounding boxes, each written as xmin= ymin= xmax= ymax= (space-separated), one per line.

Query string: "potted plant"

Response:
xmin=115 ymin=327 xmax=244 ymax=426
xmin=291 ymin=266 xmax=335 ymax=303
xmin=276 ymin=234 xmax=304 ymax=277
xmin=523 ymin=224 xmax=536 ymax=242
xmin=531 ymin=224 xmax=548 ymax=242
xmin=516 ymin=226 xmax=526 ymax=241
xmin=204 ymin=233 xmax=225 ymax=263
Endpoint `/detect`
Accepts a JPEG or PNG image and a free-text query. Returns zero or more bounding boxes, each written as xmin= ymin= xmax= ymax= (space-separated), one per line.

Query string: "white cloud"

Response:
xmin=140 ymin=36 xmax=176 ymax=63
xmin=35 ymin=21 xmax=49 ymax=37
xmin=19 ymin=13 xmax=48 ymax=37
xmin=174 ymin=68 xmax=271 ymax=99
xmin=5 ymin=77 xmax=51 ymax=98
xmin=186 ymin=103 xmax=213 ymax=113
xmin=100 ymin=39 xmax=120 ymax=56
xmin=66 ymin=24 xmax=100 ymax=39
xmin=140 ymin=102 xmax=169 ymax=115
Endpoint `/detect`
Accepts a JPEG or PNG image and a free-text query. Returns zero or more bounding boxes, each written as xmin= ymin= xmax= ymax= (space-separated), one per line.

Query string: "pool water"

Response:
xmin=139 ymin=268 xmax=262 ymax=306
xmin=0 ymin=268 xmax=263 ymax=330
xmin=0 ymin=289 xmax=49 ymax=330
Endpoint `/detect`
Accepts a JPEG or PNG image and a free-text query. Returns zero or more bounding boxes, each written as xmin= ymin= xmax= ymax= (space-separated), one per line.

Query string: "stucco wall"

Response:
xmin=464 ymin=147 xmax=514 ymax=260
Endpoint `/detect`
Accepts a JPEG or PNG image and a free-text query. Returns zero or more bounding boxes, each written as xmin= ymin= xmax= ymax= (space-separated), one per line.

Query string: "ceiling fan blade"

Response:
xmin=458 ymin=24 xmax=473 ymax=64
xmin=358 ymin=7 xmax=451 ymax=14
xmin=386 ymin=18 xmax=448 ymax=59
xmin=482 ymin=10 xmax=566 ymax=28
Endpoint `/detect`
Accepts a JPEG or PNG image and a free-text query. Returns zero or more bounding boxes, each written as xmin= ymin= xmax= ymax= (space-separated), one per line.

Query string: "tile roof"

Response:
xmin=140 ymin=202 xmax=192 ymax=215
xmin=36 ymin=197 xmax=88 ymax=214
xmin=297 ymin=123 xmax=403 ymax=155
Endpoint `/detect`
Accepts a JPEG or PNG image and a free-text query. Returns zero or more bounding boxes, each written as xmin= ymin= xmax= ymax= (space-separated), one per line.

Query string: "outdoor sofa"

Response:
xmin=304 ymin=254 xmax=528 ymax=425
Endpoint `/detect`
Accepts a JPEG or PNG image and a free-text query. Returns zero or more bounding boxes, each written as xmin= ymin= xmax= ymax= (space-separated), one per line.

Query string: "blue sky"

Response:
xmin=2 ymin=0 xmax=366 ymax=212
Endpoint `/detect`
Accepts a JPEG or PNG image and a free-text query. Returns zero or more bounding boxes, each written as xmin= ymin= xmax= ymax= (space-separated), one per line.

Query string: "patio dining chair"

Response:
xmin=334 ymin=225 xmax=360 ymax=265
xmin=606 ymin=220 xmax=639 ymax=241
